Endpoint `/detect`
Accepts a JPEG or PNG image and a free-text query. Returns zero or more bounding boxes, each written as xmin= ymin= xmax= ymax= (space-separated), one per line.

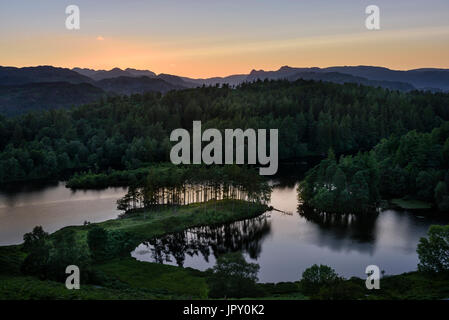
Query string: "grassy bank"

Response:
xmin=365 ymin=271 xmax=449 ymax=299
xmin=0 ymin=199 xmax=269 ymax=300
xmin=0 ymin=245 xmax=26 ymax=275
xmin=3 ymin=250 xmax=449 ymax=300
xmin=96 ymin=258 xmax=209 ymax=299
xmin=0 ymin=245 xmax=209 ymax=299
xmin=390 ymin=198 xmax=433 ymax=210
xmin=52 ymin=199 xmax=269 ymax=246
xmin=2 ymin=199 xmax=448 ymax=300
xmin=0 ymin=274 xmax=158 ymax=300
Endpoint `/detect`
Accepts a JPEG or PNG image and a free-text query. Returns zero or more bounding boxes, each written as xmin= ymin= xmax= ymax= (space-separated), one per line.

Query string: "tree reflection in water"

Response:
xmin=139 ymin=214 xmax=271 ymax=267
xmin=297 ymin=204 xmax=379 ymax=243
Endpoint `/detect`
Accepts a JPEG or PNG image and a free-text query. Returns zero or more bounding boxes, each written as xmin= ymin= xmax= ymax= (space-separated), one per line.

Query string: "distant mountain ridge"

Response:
xmin=73 ymin=67 xmax=157 ymax=81
xmin=0 ymin=66 xmax=93 ymax=86
xmin=72 ymin=65 xmax=449 ymax=91
xmin=181 ymin=74 xmax=248 ymax=87
xmin=72 ymin=67 xmax=195 ymax=87
xmin=0 ymin=66 xmax=185 ymax=116
xmin=0 ymin=82 xmax=105 ymax=116
xmin=96 ymin=76 xmax=184 ymax=95
xmin=286 ymin=71 xmax=415 ymax=91
xmin=1 ymin=64 xmax=449 ymax=116
xmin=246 ymin=65 xmax=449 ymax=91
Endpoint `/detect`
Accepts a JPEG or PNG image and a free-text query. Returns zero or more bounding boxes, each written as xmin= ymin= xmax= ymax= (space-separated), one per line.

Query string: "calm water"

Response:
xmin=131 ymin=183 xmax=447 ymax=282
xmin=0 ymin=182 xmax=126 ymax=245
xmin=1 ymin=174 xmax=447 ymax=282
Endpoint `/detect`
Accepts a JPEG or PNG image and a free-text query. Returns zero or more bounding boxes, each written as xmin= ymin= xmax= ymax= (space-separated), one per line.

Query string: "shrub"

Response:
xmin=271 ymin=282 xmax=300 ymax=294
xmin=417 ymin=225 xmax=449 ymax=273
xmin=314 ymin=280 xmax=365 ymax=300
xmin=88 ymin=226 xmax=135 ymax=262
xmin=46 ymin=230 xmax=91 ymax=282
xmin=21 ymin=227 xmax=91 ymax=282
xmin=22 ymin=226 xmax=48 ymax=253
xmin=87 ymin=226 xmax=109 ymax=262
xmin=207 ymin=252 xmax=262 ymax=298
xmin=300 ymin=264 xmax=341 ymax=295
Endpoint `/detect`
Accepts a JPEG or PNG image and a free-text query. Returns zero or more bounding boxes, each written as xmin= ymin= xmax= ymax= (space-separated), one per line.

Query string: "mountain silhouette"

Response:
xmin=96 ymin=76 xmax=184 ymax=95
xmin=0 ymin=66 xmax=93 ymax=86
xmin=246 ymin=65 xmax=449 ymax=91
xmin=71 ymin=65 xmax=449 ymax=91
xmin=1 ymin=64 xmax=448 ymax=116
xmin=0 ymin=82 xmax=105 ymax=116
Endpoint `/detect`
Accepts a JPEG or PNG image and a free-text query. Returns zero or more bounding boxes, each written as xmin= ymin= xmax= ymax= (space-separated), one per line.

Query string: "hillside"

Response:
xmin=0 ymin=67 xmax=189 ymax=116
xmin=287 ymin=71 xmax=415 ymax=91
xmin=247 ymin=66 xmax=449 ymax=91
xmin=0 ymin=82 xmax=106 ymax=116
xmin=0 ymin=66 xmax=93 ymax=86
xmin=73 ymin=67 xmax=157 ymax=81
xmin=96 ymin=76 xmax=184 ymax=95
xmin=1 ymin=79 xmax=448 ymax=183
xmin=2 ymin=64 xmax=449 ymax=117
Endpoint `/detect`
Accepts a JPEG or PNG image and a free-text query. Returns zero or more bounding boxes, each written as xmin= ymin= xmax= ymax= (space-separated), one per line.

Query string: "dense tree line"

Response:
xmin=374 ymin=122 xmax=449 ymax=211
xmin=1 ymin=79 xmax=449 ymax=183
xmin=20 ymin=225 xmax=136 ymax=282
xmin=299 ymin=122 xmax=449 ymax=213
xmin=298 ymin=149 xmax=380 ymax=213
xmin=116 ymin=165 xmax=272 ymax=211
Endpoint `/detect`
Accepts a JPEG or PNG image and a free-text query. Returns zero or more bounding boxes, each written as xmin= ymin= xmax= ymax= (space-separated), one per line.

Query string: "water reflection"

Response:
xmin=269 ymin=162 xmax=311 ymax=189
xmin=133 ymin=182 xmax=449 ymax=282
xmin=135 ymin=215 xmax=271 ymax=267
xmin=1 ymin=168 xmax=448 ymax=282
xmin=298 ymin=205 xmax=379 ymax=243
xmin=0 ymin=182 xmax=127 ymax=245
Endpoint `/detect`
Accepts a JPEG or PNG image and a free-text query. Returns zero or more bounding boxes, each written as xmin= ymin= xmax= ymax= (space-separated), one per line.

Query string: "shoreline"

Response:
xmin=1 ymin=199 xmax=449 ymax=300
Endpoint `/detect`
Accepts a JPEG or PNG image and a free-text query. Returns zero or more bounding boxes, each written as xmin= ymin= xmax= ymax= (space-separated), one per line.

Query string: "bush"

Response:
xmin=87 ymin=226 xmax=109 ymax=262
xmin=22 ymin=226 xmax=48 ymax=253
xmin=300 ymin=264 xmax=341 ymax=295
xmin=314 ymin=280 xmax=365 ymax=300
xmin=21 ymin=227 xmax=91 ymax=282
xmin=271 ymin=282 xmax=300 ymax=294
xmin=417 ymin=225 xmax=449 ymax=273
xmin=21 ymin=245 xmax=51 ymax=280
xmin=88 ymin=226 xmax=135 ymax=262
xmin=207 ymin=252 xmax=262 ymax=298
xmin=46 ymin=230 xmax=91 ymax=282
xmin=21 ymin=226 xmax=50 ymax=279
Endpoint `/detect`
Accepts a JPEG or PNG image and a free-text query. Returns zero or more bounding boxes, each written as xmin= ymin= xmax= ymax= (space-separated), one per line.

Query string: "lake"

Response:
xmin=0 ymin=181 xmax=126 ymax=246
xmin=1 ymin=170 xmax=447 ymax=282
xmin=131 ymin=181 xmax=447 ymax=282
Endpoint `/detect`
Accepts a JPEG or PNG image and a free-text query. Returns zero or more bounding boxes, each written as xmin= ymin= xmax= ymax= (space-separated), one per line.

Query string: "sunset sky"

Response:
xmin=1 ymin=0 xmax=449 ymax=78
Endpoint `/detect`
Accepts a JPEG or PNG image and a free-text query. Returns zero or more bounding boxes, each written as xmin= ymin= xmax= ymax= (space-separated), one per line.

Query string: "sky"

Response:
xmin=1 ymin=0 xmax=448 ymax=78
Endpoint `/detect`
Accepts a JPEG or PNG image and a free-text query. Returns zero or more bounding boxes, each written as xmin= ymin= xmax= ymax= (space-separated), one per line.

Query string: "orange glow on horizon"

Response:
xmin=2 ymin=26 xmax=449 ymax=78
